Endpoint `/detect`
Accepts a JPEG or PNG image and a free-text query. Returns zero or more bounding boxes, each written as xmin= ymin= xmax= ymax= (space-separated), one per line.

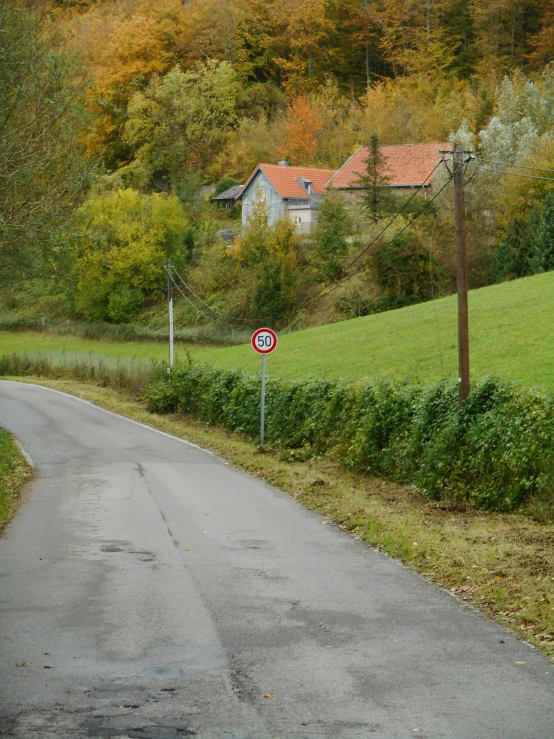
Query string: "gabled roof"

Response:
xmin=327 ymin=143 xmax=452 ymax=189
xmin=212 ymin=184 xmax=243 ymax=201
xmin=240 ymin=163 xmax=337 ymax=200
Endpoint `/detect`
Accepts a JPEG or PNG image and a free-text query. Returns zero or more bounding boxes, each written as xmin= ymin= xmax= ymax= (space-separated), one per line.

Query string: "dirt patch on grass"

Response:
xmin=4 ymin=376 xmax=554 ymax=659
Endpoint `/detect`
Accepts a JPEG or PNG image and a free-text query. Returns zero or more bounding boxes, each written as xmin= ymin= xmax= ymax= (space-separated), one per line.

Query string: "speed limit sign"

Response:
xmin=251 ymin=327 xmax=277 ymax=449
xmin=251 ymin=327 xmax=278 ymax=355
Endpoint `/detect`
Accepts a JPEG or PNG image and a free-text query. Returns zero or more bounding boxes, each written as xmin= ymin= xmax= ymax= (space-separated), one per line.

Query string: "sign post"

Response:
xmin=251 ymin=328 xmax=278 ymax=449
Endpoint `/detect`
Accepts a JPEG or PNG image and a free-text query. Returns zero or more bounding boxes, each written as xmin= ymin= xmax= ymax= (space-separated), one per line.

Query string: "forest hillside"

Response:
xmin=1 ymin=0 xmax=554 ymax=333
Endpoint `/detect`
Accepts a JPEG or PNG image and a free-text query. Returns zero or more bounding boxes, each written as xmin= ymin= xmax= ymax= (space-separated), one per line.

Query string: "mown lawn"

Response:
xmin=1 ymin=271 xmax=553 ymax=389
xmin=192 ymin=271 xmax=554 ymax=390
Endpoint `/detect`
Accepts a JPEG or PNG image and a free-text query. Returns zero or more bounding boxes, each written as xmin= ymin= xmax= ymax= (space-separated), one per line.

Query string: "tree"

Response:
xmin=273 ymin=0 xmax=334 ymax=82
xmin=356 ymin=134 xmax=394 ymax=221
xmin=492 ymin=218 xmax=534 ymax=282
xmin=124 ymin=61 xmax=241 ymax=182
xmin=373 ymin=228 xmax=438 ymax=309
xmin=250 ymin=218 xmax=298 ymax=320
xmin=0 ymin=1 xmax=92 ymax=280
xmin=313 ymin=193 xmax=351 ymax=280
xmin=279 ymin=96 xmax=323 ymax=165
xmin=80 ymin=0 xmax=185 ymax=163
xmin=72 ymin=189 xmax=188 ymax=321
xmin=233 ymin=200 xmax=299 ymax=321
xmin=530 ymin=192 xmax=554 ymax=273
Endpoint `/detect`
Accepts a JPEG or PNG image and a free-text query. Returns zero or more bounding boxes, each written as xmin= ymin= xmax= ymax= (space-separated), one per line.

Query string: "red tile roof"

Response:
xmin=242 ymin=164 xmax=337 ymax=199
xmin=327 ymin=143 xmax=452 ymax=189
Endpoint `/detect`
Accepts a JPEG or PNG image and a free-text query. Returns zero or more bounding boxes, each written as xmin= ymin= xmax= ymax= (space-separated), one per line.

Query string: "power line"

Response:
xmin=171 ymin=266 xmax=259 ymax=327
xmin=474 ymin=156 xmax=554 ymax=175
xmin=291 ymin=161 xmax=447 ymax=314
xmin=473 ymin=163 xmax=554 ymax=183
xmin=297 ymin=165 xmax=458 ymax=311
xmin=164 ymin=268 xmax=221 ymax=325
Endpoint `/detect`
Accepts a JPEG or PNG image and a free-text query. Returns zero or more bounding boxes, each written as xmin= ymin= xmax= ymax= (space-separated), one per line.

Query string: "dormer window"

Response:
xmin=296 ymin=177 xmax=313 ymax=196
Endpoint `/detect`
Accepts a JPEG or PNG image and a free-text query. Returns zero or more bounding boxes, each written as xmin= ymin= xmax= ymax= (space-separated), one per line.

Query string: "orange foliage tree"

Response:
xmin=279 ymin=97 xmax=324 ymax=165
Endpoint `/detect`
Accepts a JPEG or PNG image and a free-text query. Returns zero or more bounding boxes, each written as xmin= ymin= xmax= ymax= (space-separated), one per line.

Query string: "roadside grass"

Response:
xmin=2 ymin=271 xmax=553 ymax=390
xmin=0 ymin=428 xmax=32 ymax=532
xmin=0 ymin=331 xmax=215 ymax=365
xmin=4 ymin=375 xmax=553 ymax=660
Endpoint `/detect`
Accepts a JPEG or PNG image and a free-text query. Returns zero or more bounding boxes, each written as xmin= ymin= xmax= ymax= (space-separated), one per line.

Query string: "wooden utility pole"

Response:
xmin=453 ymin=144 xmax=470 ymax=406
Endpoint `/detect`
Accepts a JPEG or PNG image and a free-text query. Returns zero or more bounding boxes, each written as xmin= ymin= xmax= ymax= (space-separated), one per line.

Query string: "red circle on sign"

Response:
xmin=251 ymin=327 xmax=278 ymax=355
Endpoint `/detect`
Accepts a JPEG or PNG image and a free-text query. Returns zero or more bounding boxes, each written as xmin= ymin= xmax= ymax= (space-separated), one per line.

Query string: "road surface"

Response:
xmin=0 ymin=380 xmax=553 ymax=739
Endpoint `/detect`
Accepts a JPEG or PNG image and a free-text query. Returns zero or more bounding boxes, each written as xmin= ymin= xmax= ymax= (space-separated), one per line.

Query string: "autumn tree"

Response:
xmin=124 ymin=60 xmax=241 ymax=185
xmin=73 ymin=0 xmax=186 ymax=164
xmin=529 ymin=1 xmax=554 ymax=66
xmin=273 ymin=0 xmax=334 ymax=83
xmin=279 ymin=96 xmax=324 ymax=164
xmin=72 ymin=189 xmax=188 ymax=321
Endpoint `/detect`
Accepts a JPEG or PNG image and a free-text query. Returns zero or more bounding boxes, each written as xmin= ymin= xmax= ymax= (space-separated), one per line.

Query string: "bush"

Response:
xmin=144 ymin=366 xmax=554 ymax=515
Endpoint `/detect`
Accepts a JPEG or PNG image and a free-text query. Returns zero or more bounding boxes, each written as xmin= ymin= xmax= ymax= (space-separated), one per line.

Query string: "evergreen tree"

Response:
xmin=530 ymin=192 xmax=554 ymax=274
xmin=357 ymin=134 xmax=394 ymax=222
xmin=492 ymin=218 xmax=534 ymax=282
xmin=313 ymin=193 xmax=351 ymax=280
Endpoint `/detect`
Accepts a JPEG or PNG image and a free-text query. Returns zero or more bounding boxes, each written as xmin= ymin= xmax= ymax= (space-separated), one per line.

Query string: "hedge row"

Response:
xmin=145 ymin=366 xmax=554 ymax=516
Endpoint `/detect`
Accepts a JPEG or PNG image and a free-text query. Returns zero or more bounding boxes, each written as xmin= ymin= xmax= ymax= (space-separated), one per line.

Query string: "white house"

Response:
xmin=237 ymin=161 xmax=336 ymax=234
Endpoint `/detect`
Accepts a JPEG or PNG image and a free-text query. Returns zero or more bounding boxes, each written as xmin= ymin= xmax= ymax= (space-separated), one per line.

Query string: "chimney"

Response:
xmin=278 ymin=160 xmax=290 ymax=167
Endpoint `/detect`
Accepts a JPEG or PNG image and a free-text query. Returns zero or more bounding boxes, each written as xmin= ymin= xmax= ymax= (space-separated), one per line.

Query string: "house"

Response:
xmin=326 ymin=142 xmax=452 ymax=199
xmin=212 ymin=183 xmax=243 ymax=209
xmin=237 ymin=162 xmax=336 ymax=234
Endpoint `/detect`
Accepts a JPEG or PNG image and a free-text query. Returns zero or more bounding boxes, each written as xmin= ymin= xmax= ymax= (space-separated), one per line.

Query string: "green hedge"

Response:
xmin=145 ymin=366 xmax=554 ymax=515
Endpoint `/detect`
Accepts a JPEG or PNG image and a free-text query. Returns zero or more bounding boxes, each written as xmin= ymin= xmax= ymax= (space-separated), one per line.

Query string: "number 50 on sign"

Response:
xmin=251 ymin=328 xmax=277 ymax=355
xmin=251 ymin=328 xmax=277 ymax=448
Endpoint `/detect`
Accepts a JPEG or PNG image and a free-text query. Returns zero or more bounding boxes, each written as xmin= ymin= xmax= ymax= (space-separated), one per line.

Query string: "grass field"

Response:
xmin=1 ymin=271 xmax=552 ymax=389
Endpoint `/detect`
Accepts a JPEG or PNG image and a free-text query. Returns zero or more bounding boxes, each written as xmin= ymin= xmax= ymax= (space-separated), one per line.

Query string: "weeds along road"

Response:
xmin=0 ymin=381 xmax=553 ymax=739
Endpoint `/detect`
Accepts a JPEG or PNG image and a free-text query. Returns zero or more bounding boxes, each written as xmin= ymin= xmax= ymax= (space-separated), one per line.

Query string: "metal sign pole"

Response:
xmin=167 ymin=258 xmax=174 ymax=380
xmin=260 ymin=353 xmax=266 ymax=449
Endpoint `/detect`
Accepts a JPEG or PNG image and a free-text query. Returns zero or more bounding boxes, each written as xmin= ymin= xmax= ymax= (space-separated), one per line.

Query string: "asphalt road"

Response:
xmin=0 ymin=380 xmax=553 ymax=739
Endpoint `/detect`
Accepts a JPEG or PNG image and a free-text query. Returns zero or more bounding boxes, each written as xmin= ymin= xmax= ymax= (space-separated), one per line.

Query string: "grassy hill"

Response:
xmin=191 ymin=271 xmax=554 ymax=391
xmin=1 ymin=272 xmax=552 ymax=391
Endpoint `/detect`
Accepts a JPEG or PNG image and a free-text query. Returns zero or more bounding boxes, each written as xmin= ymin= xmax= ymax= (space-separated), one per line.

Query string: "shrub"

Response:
xmin=143 ymin=366 xmax=554 ymax=516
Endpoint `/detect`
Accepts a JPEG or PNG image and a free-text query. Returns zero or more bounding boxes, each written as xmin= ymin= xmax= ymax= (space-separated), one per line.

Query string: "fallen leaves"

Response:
xmin=262 ymin=692 xmax=275 ymax=698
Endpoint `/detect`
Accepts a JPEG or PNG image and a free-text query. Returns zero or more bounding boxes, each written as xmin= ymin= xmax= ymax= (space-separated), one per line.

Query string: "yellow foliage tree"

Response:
xmin=74 ymin=189 xmax=188 ymax=321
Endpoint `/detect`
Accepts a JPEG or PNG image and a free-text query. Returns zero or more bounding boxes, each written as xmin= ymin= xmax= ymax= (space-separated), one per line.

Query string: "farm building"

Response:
xmin=326 ymin=143 xmax=452 ymax=200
